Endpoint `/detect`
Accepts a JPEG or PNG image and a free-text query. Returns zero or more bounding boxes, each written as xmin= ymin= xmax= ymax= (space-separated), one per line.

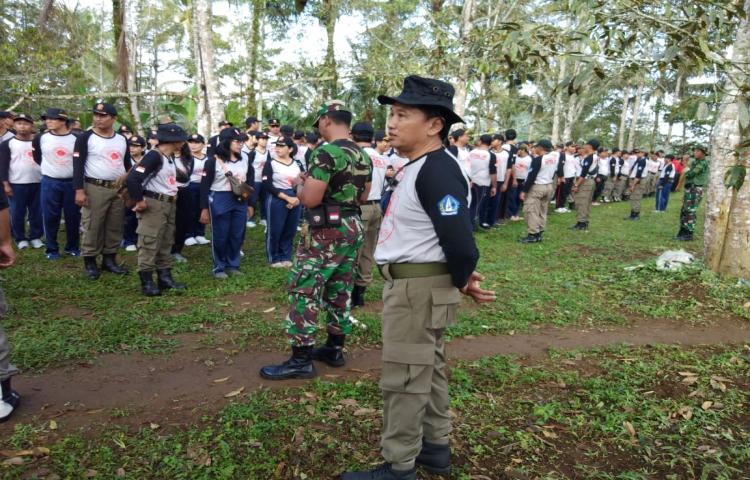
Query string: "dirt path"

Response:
xmin=3 ymin=316 xmax=749 ymax=436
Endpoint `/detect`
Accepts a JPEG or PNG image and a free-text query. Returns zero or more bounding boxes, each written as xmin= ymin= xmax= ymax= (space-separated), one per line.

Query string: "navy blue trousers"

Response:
xmin=209 ymin=191 xmax=247 ymax=273
xmin=252 ymin=181 xmax=267 ymax=221
xmin=185 ymin=182 xmax=206 ymax=238
xmin=265 ymin=190 xmax=301 ymax=263
xmin=123 ymin=209 xmax=138 ymax=247
xmin=507 ymin=179 xmax=525 ymax=217
xmin=9 ymin=183 xmax=43 ymax=243
xmin=40 ymin=176 xmax=80 ymax=254
xmin=656 ymin=180 xmax=673 ymax=211
xmin=470 ymin=185 xmax=489 ymax=229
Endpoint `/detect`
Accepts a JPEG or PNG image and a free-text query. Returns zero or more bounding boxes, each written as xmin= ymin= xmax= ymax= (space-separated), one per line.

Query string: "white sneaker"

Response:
xmin=282 ymin=261 xmax=293 ymax=268
xmin=125 ymin=244 xmax=137 ymax=252
xmin=271 ymin=262 xmax=283 ymax=268
xmin=240 ymin=250 xmax=245 ymax=257
xmin=172 ymin=253 xmax=188 ymax=263
xmin=554 ymin=208 xmax=565 ymax=213
xmin=246 ymin=221 xmax=257 ymax=228
xmin=30 ymin=238 xmax=44 ymax=249
xmin=17 ymin=240 xmax=29 ymax=250
xmin=194 ymin=236 xmax=211 ymax=245
xmin=260 ymin=219 xmax=267 ymax=227
xmin=184 ymin=237 xmax=198 ymax=246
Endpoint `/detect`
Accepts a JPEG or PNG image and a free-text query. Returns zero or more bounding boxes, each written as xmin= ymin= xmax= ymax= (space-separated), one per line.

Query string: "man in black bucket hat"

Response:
xmin=341 ymin=75 xmax=496 ymax=480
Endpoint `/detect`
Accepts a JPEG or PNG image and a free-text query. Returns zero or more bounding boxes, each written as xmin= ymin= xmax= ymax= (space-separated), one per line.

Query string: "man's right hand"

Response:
xmin=460 ymin=271 xmax=496 ymax=304
xmin=75 ymin=189 xmax=89 ymax=207
xmin=200 ymin=209 xmax=210 ymax=224
xmin=0 ymin=241 xmax=16 ymax=268
xmin=3 ymin=183 xmax=12 ymax=198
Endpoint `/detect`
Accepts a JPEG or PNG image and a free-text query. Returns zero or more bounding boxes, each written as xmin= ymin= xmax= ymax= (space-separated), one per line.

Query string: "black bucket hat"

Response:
xmin=156 ymin=123 xmax=188 ymax=143
xmin=377 ymin=75 xmax=464 ymax=126
xmin=219 ymin=127 xmax=248 ymax=142
xmin=41 ymin=108 xmax=69 ymax=121
xmin=188 ymin=133 xmax=206 ymax=143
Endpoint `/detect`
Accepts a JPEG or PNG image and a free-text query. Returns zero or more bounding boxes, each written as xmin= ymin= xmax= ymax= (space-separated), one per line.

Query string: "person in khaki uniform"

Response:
xmin=73 ymin=102 xmax=131 ymax=279
xmin=570 ymin=139 xmax=600 ymax=231
xmin=519 ymin=139 xmax=559 ymax=243
xmin=625 ymin=149 xmax=648 ymax=220
xmin=125 ymin=123 xmax=188 ymax=296
xmin=342 ymin=76 xmax=495 ymax=480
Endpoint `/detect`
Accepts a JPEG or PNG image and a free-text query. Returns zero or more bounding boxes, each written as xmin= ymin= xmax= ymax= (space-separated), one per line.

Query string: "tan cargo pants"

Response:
xmin=523 ymin=183 xmax=554 ymax=234
xmin=355 ymin=203 xmax=382 ymax=287
xmin=574 ymin=178 xmax=595 ymax=223
xmin=136 ymin=198 xmax=176 ymax=272
xmin=379 ymin=268 xmax=460 ymax=469
xmin=630 ymin=181 xmax=645 ymax=214
xmin=80 ymin=183 xmax=125 ymax=257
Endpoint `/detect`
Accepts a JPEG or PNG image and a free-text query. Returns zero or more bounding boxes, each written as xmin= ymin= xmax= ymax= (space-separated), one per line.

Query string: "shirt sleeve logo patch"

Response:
xmin=438 ymin=194 xmax=460 ymax=216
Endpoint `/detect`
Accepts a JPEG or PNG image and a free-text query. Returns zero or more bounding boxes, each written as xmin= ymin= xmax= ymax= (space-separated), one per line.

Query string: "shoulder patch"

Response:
xmin=438 ymin=194 xmax=460 ymax=216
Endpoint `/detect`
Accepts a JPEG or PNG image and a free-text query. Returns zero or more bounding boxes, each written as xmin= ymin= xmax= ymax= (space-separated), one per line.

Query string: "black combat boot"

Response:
xmin=260 ymin=346 xmax=317 ymax=380
xmin=569 ymin=222 xmax=584 ymax=230
xmin=157 ymin=269 xmax=186 ymax=290
xmin=569 ymin=202 xmax=576 ymax=210
xmin=624 ymin=211 xmax=640 ymax=220
xmin=416 ymin=439 xmax=451 ymax=476
xmin=139 ymin=271 xmax=161 ymax=297
xmin=0 ymin=378 xmax=21 ymax=422
xmin=101 ymin=253 xmax=128 ymax=274
xmin=675 ymin=231 xmax=694 ymax=241
xmin=579 ymin=222 xmax=589 ymax=231
xmin=519 ymin=232 xmax=541 ymax=243
xmin=83 ymin=256 xmax=100 ymax=279
xmin=311 ymin=334 xmax=346 ymax=367
xmin=352 ymin=285 xmax=366 ymax=308
xmin=341 ymin=464 xmax=417 ymax=480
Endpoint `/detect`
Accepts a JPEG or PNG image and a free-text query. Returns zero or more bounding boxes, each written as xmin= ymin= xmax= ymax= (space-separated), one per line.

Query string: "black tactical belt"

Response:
xmin=85 ymin=176 xmax=117 ymax=189
xmin=143 ymin=190 xmax=177 ymax=203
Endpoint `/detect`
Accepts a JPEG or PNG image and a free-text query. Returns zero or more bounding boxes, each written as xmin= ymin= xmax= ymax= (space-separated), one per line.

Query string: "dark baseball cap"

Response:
xmin=267 ymin=118 xmax=281 ymax=126
xmin=92 ymin=102 xmax=117 ymax=116
xmin=13 ymin=113 xmax=34 ymax=124
xmin=280 ymin=125 xmax=294 ymax=136
xmin=0 ymin=111 xmax=13 ymax=119
xmin=41 ymin=108 xmax=69 ymax=121
xmin=252 ymin=131 xmax=269 ymax=140
xmin=219 ymin=127 xmax=248 ymax=142
xmin=118 ymin=124 xmax=132 ymax=134
xmin=244 ymin=116 xmax=258 ymax=127
xmin=128 ymin=135 xmax=146 ymax=147
xmin=535 ymin=139 xmax=553 ymax=151
xmin=374 ymin=130 xmax=387 ymax=142
xmin=293 ymin=130 xmax=305 ymax=140
xmin=351 ymin=122 xmax=374 ymax=135
xmin=188 ymin=133 xmax=206 ymax=143
xmin=156 ymin=123 xmax=188 ymax=143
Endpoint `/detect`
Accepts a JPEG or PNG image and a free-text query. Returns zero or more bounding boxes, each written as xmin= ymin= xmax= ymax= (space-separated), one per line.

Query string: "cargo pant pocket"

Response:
xmin=380 ymin=343 xmax=435 ymax=394
xmin=427 ymin=287 xmax=461 ymax=329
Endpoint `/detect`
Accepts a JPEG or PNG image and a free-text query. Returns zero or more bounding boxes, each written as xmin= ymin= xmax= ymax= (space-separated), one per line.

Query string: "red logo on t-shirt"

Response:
xmin=167 ymin=176 xmax=177 ymax=186
xmin=54 ymin=148 xmax=71 ymax=166
xmin=106 ymin=149 xmax=122 ymax=167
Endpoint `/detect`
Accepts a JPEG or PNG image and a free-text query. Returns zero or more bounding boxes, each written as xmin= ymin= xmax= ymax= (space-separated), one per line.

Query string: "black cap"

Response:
xmin=267 ymin=118 xmax=280 ymax=126
xmin=351 ymin=122 xmax=375 ymax=135
xmin=252 ymin=131 xmax=269 ymax=140
xmin=585 ymin=139 xmax=601 ymax=150
xmin=305 ymin=132 xmax=319 ymax=144
xmin=156 ymin=123 xmax=188 ymax=143
xmin=378 ymin=75 xmax=463 ymax=126
xmin=218 ymin=120 xmax=233 ymax=127
xmin=118 ymin=124 xmax=132 ymax=134
xmin=374 ymin=130 xmax=387 ymax=142
xmin=535 ymin=139 xmax=553 ymax=151
xmin=13 ymin=113 xmax=34 ymax=124
xmin=293 ymin=130 xmax=305 ymax=140
xmin=219 ymin=127 xmax=248 ymax=142
xmin=41 ymin=108 xmax=69 ymax=121
xmin=188 ymin=133 xmax=206 ymax=143
xmin=147 ymin=130 xmax=158 ymax=140
xmin=274 ymin=136 xmax=295 ymax=148
xmin=0 ymin=111 xmax=13 ymax=119
xmin=128 ymin=135 xmax=146 ymax=147
xmin=92 ymin=102 xmax=117 ymax=116
xmin=244 ymin=116 xmax=258 ymax=127
xmin=280 ymin=125 xmax=294 ymax=136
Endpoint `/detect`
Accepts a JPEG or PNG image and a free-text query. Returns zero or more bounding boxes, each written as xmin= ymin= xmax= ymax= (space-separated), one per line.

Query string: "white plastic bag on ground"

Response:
xmin=656 ymin=249 xmax=695 ymax=271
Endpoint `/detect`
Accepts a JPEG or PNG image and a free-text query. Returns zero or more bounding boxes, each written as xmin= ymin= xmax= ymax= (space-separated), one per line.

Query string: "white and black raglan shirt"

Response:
xmin=249 ymin=148 xmax=271 ymax=183
xmin=190 ymin=155 xmax=207 ymax=184
xmin=32 ymin=131 xmax=77 ymax=179
xmin=262 ymin=158 xmax=301 ymax=197
xmin=375 ymin=148 xmax=479 ymax=289
xmin=513 ymin=154 xmax=532 ymax=181
xmin=364 ymin=147 xmax=388 ymax=201
xmin=659 ymin=161 xmax=676 ymax=181
xmin=0 ymin=131 xmax=14 ymax=143
xmin=468 ymin=149 xmax=497 ymax=188
xmin=523 ymin=152 xmax=561 ymax=193
xmin=73 ymin=130 xmax=131 ymax=189
xmin=630 ymin=156 xmax=647 ymax=180
xmin=578 ymin=154 xmax=598 ymax=179
xmin=125 ymin=150 xmax=179 ymax=200
xmin=564 ymin=153 xmax=578 ymax=179
xmin=199 ymin=155 xmax=254 ymax=209
xmin=0 ymin=137 xmax=41 ymax=184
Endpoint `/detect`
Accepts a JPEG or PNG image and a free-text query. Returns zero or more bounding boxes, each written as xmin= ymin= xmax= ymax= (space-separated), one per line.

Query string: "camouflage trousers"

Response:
xmin=679 ymin=186 xmax=704 ymax=234
xmin=285 ymin=216 xmax=364 ymax=346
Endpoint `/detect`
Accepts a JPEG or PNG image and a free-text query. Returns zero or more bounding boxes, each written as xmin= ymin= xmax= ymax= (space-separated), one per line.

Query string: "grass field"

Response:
xmin=0 ymin=197 xmax=748 ymax=479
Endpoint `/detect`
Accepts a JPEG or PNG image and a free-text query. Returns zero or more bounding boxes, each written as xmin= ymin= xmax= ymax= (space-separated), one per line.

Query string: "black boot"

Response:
xmin=341 ymin=464 xmax=417 ymax=480
xmin=569 ymin=222 xmax=584 ymax=230
xmin=352 ymin=285 xmax=365 ymax=308
xmin=579 ymin=222 xmax=589 ymax=231
xmin=624 ymin=211 xmax=639 ymax=220
xmin=311 ymin=334 xmax=346 ymax=367
xmin=157 ymin=269 xmax=186 ymax=290
xmin=101 ymin=253 xmax=128 ymax=274
xmin=676 ymin=231 xmax=694 ymax=241
xmin=416 ymin=440 xmax=451 ymax=476
xmin=83 ymin=256 xmax=100 ymax=280
xmin=260 ymin=346 xmax=317 ymax=380
xmin=519 ymin=232 xmax=541 ymax=243
xmin=569 ymin=202 xmax=576 ymax=210
xmin=0 ymin=378 xmax=21 ymax=422
xmin=139 ymin=271 xmax=161 ymax=297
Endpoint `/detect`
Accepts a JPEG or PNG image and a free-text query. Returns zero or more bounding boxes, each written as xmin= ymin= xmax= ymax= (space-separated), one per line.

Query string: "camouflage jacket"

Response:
xmin=307 ymin=139 xmax=372 ymax=209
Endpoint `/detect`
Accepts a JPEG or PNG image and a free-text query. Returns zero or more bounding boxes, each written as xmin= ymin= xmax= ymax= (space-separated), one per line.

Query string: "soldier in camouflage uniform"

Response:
xmin=260 ymin=100 xmax=372 ymax=380
xmin=676 ymin=146 xmax=709 ymax=241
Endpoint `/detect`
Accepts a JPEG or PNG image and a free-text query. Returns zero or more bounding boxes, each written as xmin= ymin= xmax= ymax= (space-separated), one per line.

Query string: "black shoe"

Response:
xmin=569 ymin=202 xmax=576 ymax=210
xmin=83 ymin=256 xmax=100 ymax=280
xmin=578 ymin=222 xmax=589 ymax=231
xmin=260 ymin=346 xmax=317 ymax=380
xmin=624 ymin=211 xmax=640 ymax=220
xmin=675 ymin=233 xmax=694 ymax=241
xmin=311 ymin=334 xmax=346 ymax=367
xmin=519 ymin=233 xmax=541 ymax=243
xmin=341 ymin=463 xmax=417 ymax=480
xmin=352 ymin=285 xmax=366 ymax=308
xmin=569 ymin=222 xmax=583 ymax=230
xmin=101 ymin=253 xmax=128 ymax=274
xmin=416 ymin=440 xmax=451 ymax=476
xmin=157 ymin=269 xmax=186 ymax=290
xmin=139 ymin=271 xmax=161 ymax=297
xmin=0 ymin=378 xmax=21 ymax=423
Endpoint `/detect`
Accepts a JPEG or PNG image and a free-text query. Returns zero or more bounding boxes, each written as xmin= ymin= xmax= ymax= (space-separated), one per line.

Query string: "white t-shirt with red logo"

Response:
xmin=1 ymin=137 xmax=41 ymax=184
xmin=37 ymin=132 xmax=77 ymax=179
xmin=513 ymin=154 xmax=532 ymax=181
xmin=364 ymin=146 xmax=388 ymax=201
xmin=81 ymin=131 xmax=128 ymax=181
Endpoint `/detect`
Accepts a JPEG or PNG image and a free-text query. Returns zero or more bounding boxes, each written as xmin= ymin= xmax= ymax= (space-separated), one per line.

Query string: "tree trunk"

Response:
xmin=626 ymin=81 xmax=644 ymax=151
xmin=37 ymin=0 xmax=54 ymax=31
xmin=618 ymin=85 xmax=630 ymax=149
xmin=650 ymin=90 xmax=662 ymax=150
xmin=428 ymin=0 xmax=446 ymax=77
xmin=562 ymin=92 xmax=585 ymax=142
xmin=320 ymin=0 xmax=338 ymax=98
xmin=193 ymin=0 xmax=223 ymax=137
xmin=112 ymin=0 xmax=128 ymax=92
xmin=704 ymin=0 xmax=750 ymax=279
xmin=124 ymin=21 xmax=142 ymax=134
xmin=551 ymin=58 xmax=567 ymax=145
xmin=245 ymin=0 xmax=264 ymax=116
xmin=665 ymin=73 xmax=683 ymax=146
xmin=453 ymin=0 xmax=475 ymax=118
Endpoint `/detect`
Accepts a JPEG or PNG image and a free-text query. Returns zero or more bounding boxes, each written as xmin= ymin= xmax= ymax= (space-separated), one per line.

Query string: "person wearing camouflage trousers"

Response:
xmin=676 ymin=147 xmax=709 ymax=241
xmin=260 ymin=100 xmax=372 ymax=381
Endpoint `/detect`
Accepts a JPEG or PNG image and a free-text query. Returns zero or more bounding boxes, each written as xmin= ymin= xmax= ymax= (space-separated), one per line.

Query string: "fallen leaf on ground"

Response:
xmin=49 ymin=420 xmax=57 ymax=430
xmin=340 ymin=399 xmax=358 ymax=407
xmin=150 ymin=423 xmax=160 ymax=430
xmin=263 ymin=307 xmax=276 ymax=313
xmin=678 ymin=406 xmax=693 ymax=420
xmin=710 ymin=378 xmax=727 ymax=392
xmin=213 ymin=377 xmax=230 ymax=383
xmin=701 ymin=401 xmax=713 ymax=410
xmin=353 ymin=408 xmax=377 ymax=416
xmin=678 ymin=371 xmax=698 ymax=377
xmin=2 ymin=457 xmax=24 ymax=466
xmin=116 ymin=467 xmax=126 ymax=477
xmin=224 ymin=387 xmax=245 ymax=398
xmin=85 ymin=469 xmax=98 ymax=478
xmin=623 ymin=421 xmax=636 ymax=438
xmin=305 ymin=405 xmax=315 ymax=415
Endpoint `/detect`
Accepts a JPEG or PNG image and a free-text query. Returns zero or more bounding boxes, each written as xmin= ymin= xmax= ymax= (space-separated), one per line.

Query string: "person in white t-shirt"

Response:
xmin=468 ymin=134 xmax=497 ymax=230
xmin=507 ymin=142 xmax=531 ymax=221
xmin=448 ymin=128 xmax=471 ymax=175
